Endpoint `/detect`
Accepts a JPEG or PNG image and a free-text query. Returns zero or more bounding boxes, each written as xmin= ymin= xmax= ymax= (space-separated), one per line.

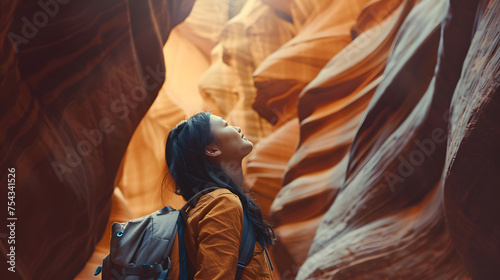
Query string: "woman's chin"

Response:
xmin=238 ymin=142 xmax=253 ymax=157
xmin=246 ymin=140 xmax=254 ymax=149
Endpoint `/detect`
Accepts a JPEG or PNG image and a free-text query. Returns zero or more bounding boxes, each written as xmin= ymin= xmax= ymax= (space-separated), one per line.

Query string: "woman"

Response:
xmin=163 ymin=111 xmax=276 ymax=279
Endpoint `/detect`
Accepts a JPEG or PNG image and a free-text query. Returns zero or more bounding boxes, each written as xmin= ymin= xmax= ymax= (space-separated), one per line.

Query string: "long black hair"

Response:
xmin=163 ymin=111 xmax=275 ymax=246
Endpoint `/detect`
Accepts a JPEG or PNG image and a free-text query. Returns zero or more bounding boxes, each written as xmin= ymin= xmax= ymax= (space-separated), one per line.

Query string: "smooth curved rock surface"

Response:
xmin=199 ymin=0 xmax=296 ymax=143
xmin=442 ymin=0 xmax=500 ymax=278
xmin=0 ymin=0 xmax=195 ymax=279
xmin=296 ymin=0 xmax=499 ymax=278
xmin=252 ymin=0 xmax=374 ymax=126
xmin=265 ymin=0 xmax=418 ymax=274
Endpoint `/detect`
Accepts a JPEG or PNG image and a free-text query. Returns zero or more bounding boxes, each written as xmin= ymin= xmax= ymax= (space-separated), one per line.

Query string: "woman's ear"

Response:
xmin=205 ymin=145 xmax=222 ymax=157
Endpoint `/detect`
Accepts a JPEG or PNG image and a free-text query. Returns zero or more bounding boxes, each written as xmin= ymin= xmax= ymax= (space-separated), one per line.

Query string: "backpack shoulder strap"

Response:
xmin=235 ymin=210 xmax=256 ymax=280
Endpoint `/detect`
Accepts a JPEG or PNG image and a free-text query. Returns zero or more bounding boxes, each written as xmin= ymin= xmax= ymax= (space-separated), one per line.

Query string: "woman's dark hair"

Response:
xmin=163 ymin=111 xmax=275 ymax=246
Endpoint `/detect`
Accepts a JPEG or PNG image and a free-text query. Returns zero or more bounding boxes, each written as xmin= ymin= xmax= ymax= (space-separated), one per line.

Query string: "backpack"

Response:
xmin=94 ymin=187 xmax=256 ymax=280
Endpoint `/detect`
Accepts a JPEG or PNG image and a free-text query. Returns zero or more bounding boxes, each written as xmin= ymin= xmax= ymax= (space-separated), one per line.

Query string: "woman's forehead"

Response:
xmin=210 ymin=115 xmax=225 ymax=126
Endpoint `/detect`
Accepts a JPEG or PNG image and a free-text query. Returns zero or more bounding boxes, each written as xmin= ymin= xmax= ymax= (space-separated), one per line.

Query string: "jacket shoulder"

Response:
xmin=188 ymin=188 xmax=242 ymax=217
xmin=206 ymin=187 xmax=239 ymax=199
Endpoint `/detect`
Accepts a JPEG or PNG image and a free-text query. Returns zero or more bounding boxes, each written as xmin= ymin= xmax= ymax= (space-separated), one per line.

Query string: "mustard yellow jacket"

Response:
xmin=169 ymin=188 xmax=274 ymax=279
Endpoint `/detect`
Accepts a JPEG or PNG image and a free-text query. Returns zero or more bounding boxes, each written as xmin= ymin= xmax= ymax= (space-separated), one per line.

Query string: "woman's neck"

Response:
xmin=219 ymin=160 xmax=244 ymax=189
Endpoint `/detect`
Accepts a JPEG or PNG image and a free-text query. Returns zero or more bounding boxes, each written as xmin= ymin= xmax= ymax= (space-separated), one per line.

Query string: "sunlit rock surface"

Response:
xmin=199 ymin=0 xmax=296 ymax=143
xmin=253 ymin=0 xmax=375 ymax=127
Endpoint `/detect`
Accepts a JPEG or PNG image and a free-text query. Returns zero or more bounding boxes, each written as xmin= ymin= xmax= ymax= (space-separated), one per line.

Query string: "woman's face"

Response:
xmin=205 ymin=114 xmax=253 ymax=162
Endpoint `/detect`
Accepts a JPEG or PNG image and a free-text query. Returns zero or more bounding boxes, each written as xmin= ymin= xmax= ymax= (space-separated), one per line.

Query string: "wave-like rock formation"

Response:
xmin=253 ymin=0 xmax=379 ymax=127
xmin=442 ymin=1 xmax=500 ymax=278
xmin=199 ymin=0 xmax=296 ymax=143
xmin=0 ymin=0 xmax=195 ymax=279
xmin=291 ymin=0 xmax=500 ymax=278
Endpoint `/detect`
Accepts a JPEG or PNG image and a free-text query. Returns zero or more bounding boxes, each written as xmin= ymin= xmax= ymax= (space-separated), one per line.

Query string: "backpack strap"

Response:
xmin=177 ymin=214 xmax=189 ymax=280
xmin=235 ymin=210 xmax=256 ymax=280
xmin=263 ymin=242 xmax=274 ymax=272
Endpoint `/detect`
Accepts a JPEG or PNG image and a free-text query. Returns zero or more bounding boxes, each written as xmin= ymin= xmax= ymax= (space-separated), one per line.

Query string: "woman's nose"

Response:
xmin=234 ymin=126 xmax=241 ymax=133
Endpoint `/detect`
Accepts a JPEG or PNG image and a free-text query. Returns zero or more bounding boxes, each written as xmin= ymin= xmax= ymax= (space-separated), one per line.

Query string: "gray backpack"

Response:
xmin=94 ymin=187 xmax=256 ymax=280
